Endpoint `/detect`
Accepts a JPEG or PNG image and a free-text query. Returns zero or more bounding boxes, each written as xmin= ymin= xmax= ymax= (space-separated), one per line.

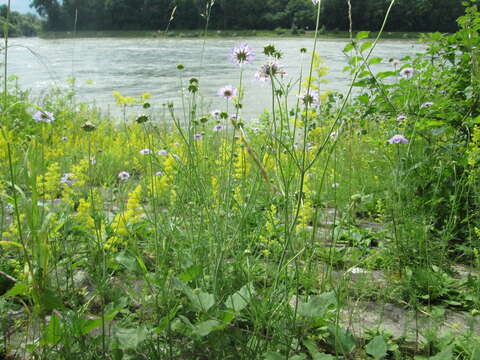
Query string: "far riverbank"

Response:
xmin=37 ymin=29 xmax=424 ymax=40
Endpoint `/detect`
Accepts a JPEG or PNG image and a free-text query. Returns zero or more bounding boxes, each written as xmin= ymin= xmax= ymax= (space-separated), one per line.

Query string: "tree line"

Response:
xmin=0 ymin=6 xmax=41 ymax=36
xmin=19 ymin=0 xmax=472 ymax=34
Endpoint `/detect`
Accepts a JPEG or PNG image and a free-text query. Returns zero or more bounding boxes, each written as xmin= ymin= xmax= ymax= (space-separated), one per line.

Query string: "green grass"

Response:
xmin=0 ymin=3 xmax=479 ymax=360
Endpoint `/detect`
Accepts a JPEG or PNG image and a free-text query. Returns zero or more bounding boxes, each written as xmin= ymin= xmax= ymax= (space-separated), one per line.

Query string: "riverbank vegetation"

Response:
xmin=1 ymin=0 xmax=480 ymax=359
xmin=0 ymin=5 xmax=41 ymax=37
xmin=30 ymin=0 xmax=464 ymax=34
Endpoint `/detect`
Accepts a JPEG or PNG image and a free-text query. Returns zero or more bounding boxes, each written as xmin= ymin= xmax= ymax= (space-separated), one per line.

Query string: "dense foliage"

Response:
xmin=29 ymin=0 xmax=467 ymax=33
xmin=0 ymin=5 xmax=41 ymax=37
xmin=1 ymin=2 xmax=479 ymax=359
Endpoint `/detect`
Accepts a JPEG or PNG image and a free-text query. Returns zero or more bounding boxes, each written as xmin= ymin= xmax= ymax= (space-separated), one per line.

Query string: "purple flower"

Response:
xmin=217 ymin=85 xmax=238 ymax=100
xmin=399 ymin=67 xmax=415 ymax=79
xmin=157 ymin=149 xmax=168 ymax=156
xmin=140 ymin=148 xmax=151 ymax=155
xmin=194 ymin=133 xmax=203 ymax=140
xmin=397 ymin=115 xmax=406 ymax=122
xmin=230 ymin=43 xmax=255 ymax=66
xmin=211 ymin=109 xmax=221 ymax=118
xmin=421 ymin=101 xmax=434 ymax=109
xmin=298 ymin=90 xmax=320 ymax=107
xmin=118 ymin=171 xmax=130 ymax=181
xmin=60 ymin=173 xmax=75 ymax=185
xmin=213 ymin=124 xmax=225 ymax=132
xmin=34 ymin=110 xmax=55 ymax=123
xmin=255 ymin=61 xmax=286 ymax=82
xmin=392 ymin=60 xmax=401 ymax=67
xmin=388 ymin=134 xmax=409 ymax=144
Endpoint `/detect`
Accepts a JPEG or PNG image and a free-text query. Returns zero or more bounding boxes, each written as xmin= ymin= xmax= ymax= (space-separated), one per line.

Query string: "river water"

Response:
xmin=9 ymin=37 xmax=423 ymax=119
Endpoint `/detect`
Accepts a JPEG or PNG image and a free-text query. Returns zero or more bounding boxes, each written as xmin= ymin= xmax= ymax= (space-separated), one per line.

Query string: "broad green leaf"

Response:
xmin=114 ymin=326 xmax=148 ymax=350
xmin=376 ymin=71 xmax=396 ymax=79
xmin=290 ymin=355 xmax=307 ymax=360
xmin=179 ymin=264 xmax=201 ymax=282
xmin=298 ymin=292 xmax=337 ymax=319
xmin=429 ymin=344 xmax=454 ymax=360
xmin=79 ymin=317 xmax=103 ymax=335
xmin=471 ymin=345 xmax=480 ymax=360
xmin=40 ymin=314 xmax=62 ymax=345
xmin=115 ymin=252 xmax=141 ymax=273
xmin=192 ymin=319 xmax=221 ymax=337
xmin=343 ymin=42 xmax=355 ymax=52
xmin=264 ymin=352 xmax=284 ymax=360
xmin=360 ymin=41 xmax=373 ymax=52
xmin=368 ymin=57 xmax=383 ymax=65
xmin=365 ymin=336 xmax=387 ymax=360
xmin=225 ymin=283 xmax=254 ymax=312
xmin=304 ymin=339 xmax=335 ymax=360
xmin=356 ymin=31 xmax=370 ymax=40
xmin=327 ymin=326 xmax=356 ymax=355
xmin=3 ymin=281 xmax=29 ymax=297
xmin=191 ymin=290 xmax=215 ymax=312
xmin=172 ymin=277 xmax=215 ymax=312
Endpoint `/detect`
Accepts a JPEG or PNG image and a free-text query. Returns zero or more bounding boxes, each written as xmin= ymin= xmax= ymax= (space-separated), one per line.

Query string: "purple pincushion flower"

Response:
xmin=397 ymin=115 xmax=406 ymax=122
xmin=399 ymin=67 xmax=415 ymax=79
xmin=194 ymin=133 xmax=203 ymax=140
xmin=217 ymin=85 xmax=238 ymax=100
xmin=420 ymin=101 xmax=434 ymax=109
xmin=230 ymin=43 xmax=255 ymax=66
xmin=34 ymin=110 xmax=55 ymax=123
xmin=213 ymin=124 xmax=225 ymax=132
xmin=157 ymin=149 xmax=168 ymax=156
xmin=211 ymin=109 xmax=221 ymax=118
xmin=388 ymin=134 xmax=409 ymax=144
xmin=298 ymin=90 xmax=320 ymax=107
xmin=118 ymin=171 xmax=130 ymax=181
xmin=140 ymin=148 xmax=151 ymax=155
xmin=254 ymin=61 xmax=286 ymax=82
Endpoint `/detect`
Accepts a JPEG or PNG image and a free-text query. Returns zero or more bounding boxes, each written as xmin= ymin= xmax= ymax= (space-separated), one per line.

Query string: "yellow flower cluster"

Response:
xmin=37 ymin=162 xmax=61 ymax=199
xmin=76 ymin=198 xmax=95 ymax=231
xmin=110 ymin=184 xmax=144 ymax=239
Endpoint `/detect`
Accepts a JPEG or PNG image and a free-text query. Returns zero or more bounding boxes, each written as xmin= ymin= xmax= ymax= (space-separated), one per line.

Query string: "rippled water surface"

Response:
xmin=9 ymin=37 xmax=423 ymax=118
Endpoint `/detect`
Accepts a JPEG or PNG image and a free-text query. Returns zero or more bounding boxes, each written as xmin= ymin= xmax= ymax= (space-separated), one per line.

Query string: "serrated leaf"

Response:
xmin=366 ymin=336 xmax=387 ymax=360
xmin=298 ymin=292 xmax=337 ymax=319
xmin=225 ymin=283 xmax=254 ymax=312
